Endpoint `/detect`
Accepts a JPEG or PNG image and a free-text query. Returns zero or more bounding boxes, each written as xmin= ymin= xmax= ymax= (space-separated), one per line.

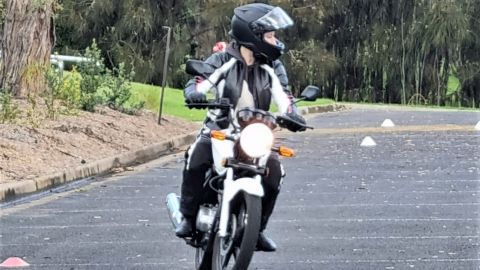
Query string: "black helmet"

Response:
xmin=230 ymin=3 xmax=294 ymax=61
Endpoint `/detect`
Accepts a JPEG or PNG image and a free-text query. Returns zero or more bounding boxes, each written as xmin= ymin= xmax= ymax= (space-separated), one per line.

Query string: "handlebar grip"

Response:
xmin=185 ymin=99 xmax=232 ymax=110
xmin=277 ymin=115 xmax=313 ymax=131
xmin=186 ymin=103 xmax=209 ymax=110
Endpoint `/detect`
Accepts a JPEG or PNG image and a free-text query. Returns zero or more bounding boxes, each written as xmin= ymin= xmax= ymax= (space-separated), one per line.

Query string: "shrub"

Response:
xmin=0 ymin=91 xmax=19 ymax=124
xmin=77 ymin=40 xmax=107 ymax=112
xmin=59 ymin=68 xmax=82 ymax=113
xmin=43 ymin=66 xmax=62 ymax=119
xmin=101 ymin=63 xmax=144 ymax=114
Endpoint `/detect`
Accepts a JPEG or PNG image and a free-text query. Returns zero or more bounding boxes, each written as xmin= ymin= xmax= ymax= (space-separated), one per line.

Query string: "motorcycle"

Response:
xmin=166 ymin=60 xmax=320 ymax=270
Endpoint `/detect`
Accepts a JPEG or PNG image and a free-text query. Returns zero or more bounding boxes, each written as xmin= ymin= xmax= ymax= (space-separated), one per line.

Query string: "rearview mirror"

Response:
xmin=300 ymin=85 xmax=320 ymax=101
xmin=185 ymin=60 xmax=215 ymax=77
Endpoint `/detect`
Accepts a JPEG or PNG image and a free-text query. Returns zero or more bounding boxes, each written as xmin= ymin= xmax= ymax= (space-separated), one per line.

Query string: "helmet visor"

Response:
xmin=251 ymin=7 xmax=294 ymax=33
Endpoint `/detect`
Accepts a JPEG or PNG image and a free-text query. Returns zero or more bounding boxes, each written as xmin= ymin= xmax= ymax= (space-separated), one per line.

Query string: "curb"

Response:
xmin=0 ymin=104 xmax=345 ymax=202
xmin=0 ymin=132 xmax=197 ymax=202
xmin=298 ymin=104 xmax=347 ymax=115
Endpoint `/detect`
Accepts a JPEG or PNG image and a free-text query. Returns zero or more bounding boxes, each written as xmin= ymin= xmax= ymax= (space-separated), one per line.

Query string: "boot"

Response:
xmin=175 ymin=217 xmax=194 ymax=238
xmin=256 ymin=232 xmax=277 ymax=252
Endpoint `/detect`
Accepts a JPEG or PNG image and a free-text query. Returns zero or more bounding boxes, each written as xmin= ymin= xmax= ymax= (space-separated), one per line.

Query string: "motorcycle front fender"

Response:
xmin=218 ymin=169 xmax=263 ymax=237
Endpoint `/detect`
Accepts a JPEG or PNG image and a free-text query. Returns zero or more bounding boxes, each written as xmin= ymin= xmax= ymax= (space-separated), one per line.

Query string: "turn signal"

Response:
xmin=211 ymin=130 xmax=226 ymax=140
xmin=278 ymin=146 xmax=295 ymax=157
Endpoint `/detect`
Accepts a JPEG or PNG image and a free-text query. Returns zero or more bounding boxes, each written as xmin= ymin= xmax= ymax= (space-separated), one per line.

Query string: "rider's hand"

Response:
xmin=280 ymin=112 xmax=307 ymax=132
xmin=186 ymin=91 xmax=207 ymax=104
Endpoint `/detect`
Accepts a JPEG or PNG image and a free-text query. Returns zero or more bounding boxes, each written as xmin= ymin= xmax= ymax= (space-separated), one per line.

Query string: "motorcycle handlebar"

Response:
xmin=186 ymin=99 xmax=313 ymax=130
xmin=185 ymin=99 xmax=232 ymax=110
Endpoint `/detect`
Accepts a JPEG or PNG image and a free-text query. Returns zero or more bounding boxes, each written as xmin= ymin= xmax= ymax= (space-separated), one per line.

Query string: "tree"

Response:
xmin=0 ymin=0 xmax=56 ymax=97
xmin=55 ymin=0 xmax=196 ymax=85
xmin=52 ymin=0 xmax=479 ymax=106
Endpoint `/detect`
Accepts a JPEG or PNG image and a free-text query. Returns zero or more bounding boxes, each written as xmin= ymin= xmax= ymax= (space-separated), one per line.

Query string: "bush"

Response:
xmin=77 ymin=40 xmax=107 ymax=112
xmin=0 ymin=91 xmax=19 ymax=124
xmin=75 ymin=40 xmax=144 ymax=114
xmin=43 ymin=66 xmax=62 ymax=119
xmin=102 ymin=63 xmax=144 ymax=115
xmin=59 ymin=68 xmax=82 ymax=113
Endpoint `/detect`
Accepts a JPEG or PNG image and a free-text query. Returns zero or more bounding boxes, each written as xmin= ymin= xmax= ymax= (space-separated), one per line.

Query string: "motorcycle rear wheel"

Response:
xmin=212 ymin=193 xmax=261 ymax=270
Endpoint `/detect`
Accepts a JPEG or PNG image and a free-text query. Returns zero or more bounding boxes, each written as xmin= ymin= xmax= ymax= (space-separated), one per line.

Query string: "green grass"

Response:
xmin=447 ymin=74 xmax=460 ymax=95
xmin=296 ymin=98 xmax=333 ymax=107
xmin=129 ymin=82 xmax=335 ymax=120
xmin=129 ymin=82 xmax=206 ymax=121
xmin=270 ymin=98 xmax=334 ymax=112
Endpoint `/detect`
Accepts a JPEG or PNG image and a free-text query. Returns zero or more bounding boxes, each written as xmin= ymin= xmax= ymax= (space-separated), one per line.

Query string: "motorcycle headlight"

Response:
xmin=240 ymin=123 xmax=274 ymax=158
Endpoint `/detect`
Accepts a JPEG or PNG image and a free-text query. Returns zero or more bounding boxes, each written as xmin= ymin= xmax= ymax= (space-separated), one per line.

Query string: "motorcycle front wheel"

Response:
xmin=212 ymin=193 xmax=261 ymax=270
xmin=195 ymin=226 xmax=216 ymax=270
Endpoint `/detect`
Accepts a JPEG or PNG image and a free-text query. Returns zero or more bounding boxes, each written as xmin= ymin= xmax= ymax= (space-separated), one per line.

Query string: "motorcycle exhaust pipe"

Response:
xmin=166 ymin=193 xmax=183 ymax=229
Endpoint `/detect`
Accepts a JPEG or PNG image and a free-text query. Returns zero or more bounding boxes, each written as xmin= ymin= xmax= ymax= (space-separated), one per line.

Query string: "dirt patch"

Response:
xmin=0 ymin=105 xmax=199 ymax=184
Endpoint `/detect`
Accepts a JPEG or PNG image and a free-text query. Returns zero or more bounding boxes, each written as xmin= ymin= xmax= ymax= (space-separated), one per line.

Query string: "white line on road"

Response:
xmin=272 ymin=218 xmax=477 ymax=223
xmin=278 ymin=202 xmax=480 ymax=208
xmin=2 ymin=217 xmax=477 ymax=231
xmin=255 ymin=258 xmax=480 ymax=264
xmin=1 ymin=236 xmax=478 ymax=248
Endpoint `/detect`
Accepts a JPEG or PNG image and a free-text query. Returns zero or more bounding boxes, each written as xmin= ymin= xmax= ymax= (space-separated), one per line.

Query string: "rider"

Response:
xmin=176 ymin=3 xmax=306 ymax=252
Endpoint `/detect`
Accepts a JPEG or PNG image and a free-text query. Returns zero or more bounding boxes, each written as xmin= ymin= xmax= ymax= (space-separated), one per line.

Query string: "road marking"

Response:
xmin=284 ymin=190 xmax=478 ymax=195
xmin=27 ymin=258 xmax=480 ymax=267
xmin=2 ymin=217 xmax=477 ymax=230
xmin=255 ymin=258 xmax=480 ymax=264
xmin=290 ymin=124 xmax=478 ymax=135
xmin=32 ymin=262 xmax=191 ymax=267
xmin=278 ymin=202 xmax=480 ymax=208
xmin=1 ymin=236 xmax=478 ymax=247
xmin=9 ymin=201 xmax=479 ymax=218
xmin=273 ymin=218 xmax=477 ymax=222
xmin=327 ymin=235 xmax=479 ymax=240
xmin=1 ymin=222 xmax=173 ymax=229
xmin=0 ymin=239 xmax=180 ymax=247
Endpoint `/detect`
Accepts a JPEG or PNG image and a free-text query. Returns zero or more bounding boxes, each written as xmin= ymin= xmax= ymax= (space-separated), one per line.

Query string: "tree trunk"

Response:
xmin=0 ymin=0 xmax=55 ymax=97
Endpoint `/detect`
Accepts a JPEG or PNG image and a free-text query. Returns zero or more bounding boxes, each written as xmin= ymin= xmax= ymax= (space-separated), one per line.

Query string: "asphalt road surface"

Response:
xmin=1 ymin=106 xmax=479 ymax=270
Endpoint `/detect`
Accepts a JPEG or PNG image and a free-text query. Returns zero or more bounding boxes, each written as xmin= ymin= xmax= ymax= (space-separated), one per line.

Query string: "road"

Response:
xmin=1 ymin=106 xmax=479 ymax=270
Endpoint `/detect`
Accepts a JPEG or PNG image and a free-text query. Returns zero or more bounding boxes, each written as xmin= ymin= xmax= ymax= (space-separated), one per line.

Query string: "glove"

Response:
xmin=186 ymin=91 xmax=207 ymax=104
xmin=278 ymin=112 xmax=307 ymax=132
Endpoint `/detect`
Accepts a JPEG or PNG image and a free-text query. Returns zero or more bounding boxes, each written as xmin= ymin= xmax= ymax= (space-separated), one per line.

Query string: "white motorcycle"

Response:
xmin=167 ymin=60 xmax=320 ymax=270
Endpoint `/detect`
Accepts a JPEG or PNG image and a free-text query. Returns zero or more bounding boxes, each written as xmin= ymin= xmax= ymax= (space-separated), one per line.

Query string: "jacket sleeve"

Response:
xmin=273 ymin=60 xmax=289 ymax=90
xmin=184 ymin=52 xmax=227 ymax=100
xmin=273 ymin=60 xmax=296 ymax=113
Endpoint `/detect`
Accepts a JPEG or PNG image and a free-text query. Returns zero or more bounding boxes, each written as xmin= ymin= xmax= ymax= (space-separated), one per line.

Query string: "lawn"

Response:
xmin=130 ymin=82 xmax=206 ymax=121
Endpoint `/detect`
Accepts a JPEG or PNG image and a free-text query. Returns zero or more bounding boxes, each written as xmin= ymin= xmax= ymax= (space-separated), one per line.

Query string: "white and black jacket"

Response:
xmin=184 ymin=42 xmax=294 ymax=130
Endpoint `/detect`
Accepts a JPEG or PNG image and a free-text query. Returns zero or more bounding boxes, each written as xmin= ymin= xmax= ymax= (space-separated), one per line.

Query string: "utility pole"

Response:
xmin=158 ymin=26 xmax=171 ymax=125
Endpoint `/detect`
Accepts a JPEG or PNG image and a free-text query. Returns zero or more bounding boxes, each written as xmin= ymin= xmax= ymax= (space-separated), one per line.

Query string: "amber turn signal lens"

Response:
xmin=211 ymin=130 xmax=226 ymax=140
xmin=278 ymin=146 xmax=295 ymax=157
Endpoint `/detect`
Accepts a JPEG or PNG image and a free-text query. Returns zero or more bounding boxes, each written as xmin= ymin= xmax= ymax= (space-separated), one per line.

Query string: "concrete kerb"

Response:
xmin=0 ymin=104 xmax=344 ymax=202
xmin=0 ymin=132 xmax=197 ymax=202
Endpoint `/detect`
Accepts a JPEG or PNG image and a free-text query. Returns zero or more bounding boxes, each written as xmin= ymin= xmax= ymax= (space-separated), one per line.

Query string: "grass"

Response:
xmin=129 ymin=82 xmax=206 ymax=121
xmin=129 ymin=82 xmax=335 ymax=121
xmin=447 ymin=74 xmax=460 ymax=95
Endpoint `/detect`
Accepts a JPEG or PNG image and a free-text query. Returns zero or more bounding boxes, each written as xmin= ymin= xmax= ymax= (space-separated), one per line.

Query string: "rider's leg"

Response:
xmin=176 ymin=134 xmax=213 ymax=238
xmin=257 ymin=154 xmax=282 ymax=251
